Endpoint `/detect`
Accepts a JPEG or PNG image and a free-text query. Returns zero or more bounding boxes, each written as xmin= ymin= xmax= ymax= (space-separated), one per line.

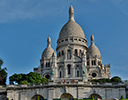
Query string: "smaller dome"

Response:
xmin=42 ymin=36 xmax=56 ymax=59
xmin=42 ymin=46 xmax=55 ymax=59
xmin=87 ymin=34 xmax=101 ymax=57
xmin=87 ymin=44 xmax=101 ymax=57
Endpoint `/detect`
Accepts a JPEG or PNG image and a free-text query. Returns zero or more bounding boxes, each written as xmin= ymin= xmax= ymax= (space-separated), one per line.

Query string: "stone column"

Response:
xmin=72 ymin=66 xmax=75 ymax=77
xmin=89 ymin=58 xmax=91 ymax=66
xmin=64 ymin=67 xmax=67 ymax=78
xmin=55 ymin=67 xmax=57 ymax=77
xmin=48 ymin=88 xmax=54 ymax=100
xmin=95 ymin=56 xmax=98 ymax=66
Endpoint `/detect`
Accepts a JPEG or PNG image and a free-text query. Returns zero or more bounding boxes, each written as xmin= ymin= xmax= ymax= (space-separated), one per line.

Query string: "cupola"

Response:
xmin=42 ymin=36 xmax=56 ymax=59
xmin=87 ymin=34 xmax=101 ymax=57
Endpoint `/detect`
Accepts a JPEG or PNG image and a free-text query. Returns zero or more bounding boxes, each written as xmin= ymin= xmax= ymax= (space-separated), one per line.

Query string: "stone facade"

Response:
xmin=34 ymin=5 xmax=110 ymax=84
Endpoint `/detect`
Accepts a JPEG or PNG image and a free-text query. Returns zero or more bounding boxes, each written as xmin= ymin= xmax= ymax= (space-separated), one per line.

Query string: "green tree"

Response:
xmin=27 ymin=72 xmax=43 ymax=84
xmin=37 ymin=96 xmax=39 ymax=100
xmin=0 ymin=59 xmax=7 ymax=85
xmin=91 ymin=96 xmax=94 ymax=100
xmin=0 ymin=59 xmax=3 ymax=69
xmin=121 ymin=95 xmax=124 ymax=99
xmin=9 ymin=72 xmax=48 ymax=84
xmin=20 ymin=80 xmax=29 ymax=84
xmin=111 ymin=76 xmax=122 ymax=83
xmin=9 ymin=73 xmax=26 ymax=84
xmin=91 ymin=78 xmax=111 ymax=83
xmin=6 ymin=98 xmax=9 ymax=100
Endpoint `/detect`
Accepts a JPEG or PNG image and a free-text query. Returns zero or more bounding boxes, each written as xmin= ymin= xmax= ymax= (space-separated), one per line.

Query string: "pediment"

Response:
xmin=57 ymin=56 xmax=65 ymax=62
xmin=74 ymin=55 xmax=82 ymax=62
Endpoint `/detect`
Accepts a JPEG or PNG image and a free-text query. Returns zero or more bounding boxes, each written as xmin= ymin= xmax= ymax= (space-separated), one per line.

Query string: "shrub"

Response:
xmin=6 ymin=98 xmax=9 ymax=100
xmin=37 ymin=96 xmax=39 ymax=100
xmin=121 ymin=95 xmax=124 ymax=99
xmin=91 ymin=96 xmax=94 ymax=100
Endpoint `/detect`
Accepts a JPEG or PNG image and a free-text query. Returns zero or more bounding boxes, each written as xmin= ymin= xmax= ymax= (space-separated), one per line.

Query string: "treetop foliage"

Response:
xmin=91 ymin=76 xmax=122 ymax=83
xmin=0 ymin=59 xmax=7 ymax=85
xmin=9 ymin=72 xmax=48 ymax=84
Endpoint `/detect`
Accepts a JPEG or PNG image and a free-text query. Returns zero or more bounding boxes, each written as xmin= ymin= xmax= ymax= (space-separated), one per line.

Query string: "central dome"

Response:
xmin=58 ymin=5 xmax=86 ymax=40
xmin=59 ymin=20 xmax=85 ymax=39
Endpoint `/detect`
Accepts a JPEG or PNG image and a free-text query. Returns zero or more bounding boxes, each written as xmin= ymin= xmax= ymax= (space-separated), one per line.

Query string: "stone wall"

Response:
xmin=6 ymin=82 xmax=126 ymax=100
xmin=0 ymin=86 xmax=6 ymax=100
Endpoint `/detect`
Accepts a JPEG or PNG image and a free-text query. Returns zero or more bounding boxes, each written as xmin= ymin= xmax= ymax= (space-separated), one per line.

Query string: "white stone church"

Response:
xmin=0 ymin=5 xmax=127 ymax=100
xmin=34 ymin=5 xmax=110 ymax=82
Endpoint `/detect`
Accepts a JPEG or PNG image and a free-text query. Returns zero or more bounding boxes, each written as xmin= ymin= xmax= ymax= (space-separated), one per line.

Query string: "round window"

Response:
xmin=92 ymin=73 xmax=97 ymax=77
xmin=45 ymin=75 xmax=50 ymax=79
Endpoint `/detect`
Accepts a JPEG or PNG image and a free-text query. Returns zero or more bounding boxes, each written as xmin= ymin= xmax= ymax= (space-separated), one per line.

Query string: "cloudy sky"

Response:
xmin=0 ymin=0 xmax=128 ymax=84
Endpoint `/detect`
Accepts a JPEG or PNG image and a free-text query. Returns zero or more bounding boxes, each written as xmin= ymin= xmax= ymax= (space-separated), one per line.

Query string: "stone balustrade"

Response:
xmin=6 ymin=82 xmax=126 ymax=88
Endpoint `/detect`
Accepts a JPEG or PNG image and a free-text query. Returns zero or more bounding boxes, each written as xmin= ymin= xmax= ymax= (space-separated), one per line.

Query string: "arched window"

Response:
xmin=59 ymin=66 xmax=63 ymax=78
xmin=75 ymin=49 xmax=77 ymax=55
xmin=41 ymin=63 xmax=44 ymax=68
xmin=92 ymin=60 xmax=94 ymax=65
xmin=62 ymin=50 xmax=64 ymax=55
xmin=46 ymin=62 xmax=48 ymax=67
xmin=76 ymin=65 xmax=80 ymax=77
xmin=79 ymin=50 xmax=82 ymax=57
xmin=87 ymin=61 xmax=89 ymax=66
xmin=45 ymin=74 xmax=50 ymax=79
xmin=67 ymin=50 xmax=71 ymax=59
xmin=60 ymin=71 xmax=62 ymax=78
xmin=77 ymin=71 xmax=79 ymax=77
xmin=67 ymin=65 xmax=71 ymax=75
xmin=94 ymin=60 xmax=96 ymax=65
xmin=59 ymin=66 xmax=61 ymax=70
xmin=91 ymin=60 xmax=96 ymax=65
xmin=48 ymin=62 xmax=50 ymax=67
xmin=59 ymin=52 xmax=61 ymax=57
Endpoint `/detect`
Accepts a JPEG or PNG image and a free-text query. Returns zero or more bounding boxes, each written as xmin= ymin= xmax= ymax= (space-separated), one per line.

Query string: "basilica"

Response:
xmin=0 ymin=5 xmax=127 ymax=100
xmin=34 ymin=5 xmax=110 ymax=82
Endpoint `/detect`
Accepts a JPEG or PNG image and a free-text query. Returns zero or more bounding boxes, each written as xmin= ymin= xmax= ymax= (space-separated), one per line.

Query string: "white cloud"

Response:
xmin=0 ymin=0 xmax=71 ymax=23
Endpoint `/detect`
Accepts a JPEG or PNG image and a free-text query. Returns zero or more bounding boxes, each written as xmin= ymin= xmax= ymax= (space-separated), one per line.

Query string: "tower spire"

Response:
xmin=91 ymin=33 xmax=94 ymax=45
xmin=47 ymin=35 xmax=51 ymax=47
xmin=69 ymin=4 xmax=75 ymax=21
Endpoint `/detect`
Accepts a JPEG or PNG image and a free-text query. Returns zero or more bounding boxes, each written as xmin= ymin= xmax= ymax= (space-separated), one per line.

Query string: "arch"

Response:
xmin=46 ymin=62 xmax=48 ymax=67
xmin=59 ymin=71 xmax=62 ymax=78
xmin=62 ymin=50 xmax=64 ymax=55
xmin=60 ymin=93 xmax=74 ymax=99
xmin=75 ymin=65 xmax=80 ymax=77
xmin=45 ymin=74 xmax=50 ymax=79
xmin=87 ymin=60 xmax=90 ymax=66
xmin=48 ymin=62 xmax=50 ymax=67
xmin=58 ymin=66 xmax=63 ymax=78
xmin=90 ymin=71 xmax=99 ymax=78
xmin=67 ymin=64 xmax=71 ymax=75
xmin=79 ymin=50 xmax=82 ymax=57
xmin=75 ymin=49 xmax=78 ymax=55
xmin=89 ymin=93 xmax=102 ymax=99
xmin=77 ymin=70 xmax=79 ymax=77
xmin=67 ymin=50 xmax=71 ymax=59
xmin=31 ymin=94 xmax=44 ymax=100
